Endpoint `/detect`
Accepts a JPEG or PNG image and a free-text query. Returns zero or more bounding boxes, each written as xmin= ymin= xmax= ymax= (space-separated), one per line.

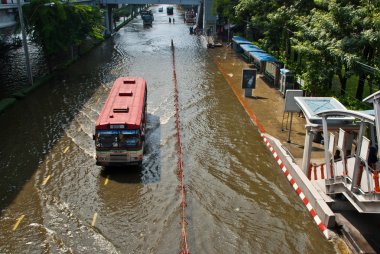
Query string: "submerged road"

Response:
xmin=0 ymin=5 xmax=337 ymax=253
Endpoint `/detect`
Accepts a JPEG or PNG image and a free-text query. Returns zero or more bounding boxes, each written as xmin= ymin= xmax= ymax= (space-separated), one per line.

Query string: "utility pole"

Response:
xmin=17 ymin=0 xmax=33 ymax=86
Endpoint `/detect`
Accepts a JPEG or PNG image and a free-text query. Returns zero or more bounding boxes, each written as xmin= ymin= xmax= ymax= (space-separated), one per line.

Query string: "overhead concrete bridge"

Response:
xmin=0 ymin=0 xmax=216 ymax=40
xmin=99 ymin=0 xmax=216 ymax=35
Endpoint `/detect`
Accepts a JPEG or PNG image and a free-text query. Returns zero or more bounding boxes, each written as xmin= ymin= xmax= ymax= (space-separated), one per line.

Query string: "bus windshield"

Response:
xmin=95 ymin=130 xmax=140 ymax=148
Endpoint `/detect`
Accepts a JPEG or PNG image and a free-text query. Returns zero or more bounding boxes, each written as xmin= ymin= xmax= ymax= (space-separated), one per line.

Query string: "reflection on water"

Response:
xmin=0 ymin=42 xmax=48 ymax=99
xmin=0 ymin=5 xmax=336 ymax=254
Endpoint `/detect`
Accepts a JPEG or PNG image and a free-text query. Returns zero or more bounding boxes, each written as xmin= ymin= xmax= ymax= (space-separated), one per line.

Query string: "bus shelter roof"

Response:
xmin=248 ymin=51 xmax=279 ymax=63
xmin=295 ymin=97 xmax=359 ymax=175
xmin=240 ymin=44 xmax=264 ymax=53
xmin=294 ymin=97 xmax=355 ymax=125
xmin=231 ymin=36 xmax=251 ymax=45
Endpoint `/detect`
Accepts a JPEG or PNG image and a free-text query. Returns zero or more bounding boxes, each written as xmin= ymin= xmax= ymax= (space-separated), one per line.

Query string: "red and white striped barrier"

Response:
xmin=261 ymin=134 xmax=330 ymax=239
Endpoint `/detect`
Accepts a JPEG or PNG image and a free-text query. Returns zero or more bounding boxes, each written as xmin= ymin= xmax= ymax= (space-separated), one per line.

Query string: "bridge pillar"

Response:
xmin=202 ymin=0 xmax=216 ymax=35
xmin=104 ymin=4 xmax=115 ymax=36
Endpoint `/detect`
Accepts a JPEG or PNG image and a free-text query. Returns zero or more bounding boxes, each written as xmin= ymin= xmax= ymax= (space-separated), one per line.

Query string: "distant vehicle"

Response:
xmin=140 ymin=9 xmax=154 ymax=26
xmin=158 ymin=7 xmax=163 ymax=12
xmin=167 ymin=6 xmax=173 ymax=15
xmin=185 ymin=10 xmax=196 ymax=23
xmin=94 ymin=77 xmax=147 ymax=167
xmin=140 ymin=9 xmax=153 ymax=17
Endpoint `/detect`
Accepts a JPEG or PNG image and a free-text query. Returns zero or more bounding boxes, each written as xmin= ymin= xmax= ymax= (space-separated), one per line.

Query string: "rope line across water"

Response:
xmin=171 ymin=40 xmax=190 ymax=254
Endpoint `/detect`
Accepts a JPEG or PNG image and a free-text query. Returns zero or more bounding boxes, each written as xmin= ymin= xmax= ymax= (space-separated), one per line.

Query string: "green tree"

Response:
xmin=24 ymin=0 xmax=104 ymax=69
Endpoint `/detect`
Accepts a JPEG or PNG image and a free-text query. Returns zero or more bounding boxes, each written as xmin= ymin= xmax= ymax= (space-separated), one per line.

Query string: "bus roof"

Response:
xmin=96 ymin=77 xmax=147 ymax=130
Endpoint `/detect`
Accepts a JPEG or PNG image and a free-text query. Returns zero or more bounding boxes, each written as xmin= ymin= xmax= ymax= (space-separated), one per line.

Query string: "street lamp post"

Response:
xmin=16 ymin=0 xmax=33 ymax=86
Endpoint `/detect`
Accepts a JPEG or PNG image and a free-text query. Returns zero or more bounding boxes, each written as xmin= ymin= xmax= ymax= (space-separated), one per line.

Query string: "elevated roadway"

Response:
xmin=100 ymin=0 xmax=199 ymax=4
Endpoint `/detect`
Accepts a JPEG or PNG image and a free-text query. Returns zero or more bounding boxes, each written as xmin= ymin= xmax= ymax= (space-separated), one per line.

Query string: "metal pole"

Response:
xmin=227 ymin=18 xmax=230 ymax=45
xmin=17 ymin=0 xmax=33 ymax=86
xmin=302 ymin=126 xmax=314 ymax=174
xmin=351 ymin=121 xmax=366 ymax=193
xmin=287 ymin=112 xmax=293 ymax=143
xmin=322 ymin=117 xmax=331 ymax=179
xmin=373 ymin=97 xmax=380 ymax=158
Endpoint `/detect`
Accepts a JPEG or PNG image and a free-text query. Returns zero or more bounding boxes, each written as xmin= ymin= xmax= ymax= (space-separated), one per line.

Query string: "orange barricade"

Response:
xmin=357 ymin=163 xmax=364 ymax=187
xmin=320 ymin=164 xmax=325 ymax=179
xmin=308 ymin=164 xmax=312 ymax=180
xmin=344 ymin=159 xmax=348 ymax=176
xmin=374 ymin=170 xmax=380 ymax=193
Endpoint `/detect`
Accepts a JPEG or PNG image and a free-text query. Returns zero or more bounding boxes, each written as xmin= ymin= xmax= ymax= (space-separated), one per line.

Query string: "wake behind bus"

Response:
xmin=94 ymin=77 xmax=147 ymax=167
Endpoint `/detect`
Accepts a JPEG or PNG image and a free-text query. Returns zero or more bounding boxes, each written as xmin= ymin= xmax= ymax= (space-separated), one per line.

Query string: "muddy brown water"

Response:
xmin=0 ymin=5 xmax=337 ymax=254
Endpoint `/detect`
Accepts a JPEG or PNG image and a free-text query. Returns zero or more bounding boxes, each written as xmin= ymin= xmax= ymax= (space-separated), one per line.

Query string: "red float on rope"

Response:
xmin=171 ymin=40 xmax=190 ymax=254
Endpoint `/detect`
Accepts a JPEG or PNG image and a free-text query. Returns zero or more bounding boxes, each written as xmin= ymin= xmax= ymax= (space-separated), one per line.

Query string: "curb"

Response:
xmin=261 ymin=133 xmax=330 ymax=239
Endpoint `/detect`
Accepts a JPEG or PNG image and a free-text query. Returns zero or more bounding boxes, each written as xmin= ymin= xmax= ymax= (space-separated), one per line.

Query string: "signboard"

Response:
xmin=241 ymin=68 xmax=256 ymax=89
xmin=284 ymin=90 xmax=303 ymax=113
xmin=110 ymin=124 xmax=125 ymax=129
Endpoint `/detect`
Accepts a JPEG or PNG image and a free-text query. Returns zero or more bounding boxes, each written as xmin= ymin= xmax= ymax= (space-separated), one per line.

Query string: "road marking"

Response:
xmin=42 ymin=175 xmax=51 ymax=186
xmin=91 ymin=212 xmax=97 ymax=227
xmin=104 ymin=175 xmax=109 ymax=186
xmin=63 ymin=146 xmax=70 ymax=154
xmin=13 ymin=215 xmax=25 ymax=231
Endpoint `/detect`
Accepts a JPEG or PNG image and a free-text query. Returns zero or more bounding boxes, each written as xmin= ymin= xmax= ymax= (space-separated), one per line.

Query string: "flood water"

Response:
xmin=0 ymin=5 xmax=337 ymax=254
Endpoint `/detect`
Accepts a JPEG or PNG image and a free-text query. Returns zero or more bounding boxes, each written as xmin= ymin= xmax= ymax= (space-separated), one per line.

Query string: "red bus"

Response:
xmin=94 ymin=77 xmax=147 ymax=167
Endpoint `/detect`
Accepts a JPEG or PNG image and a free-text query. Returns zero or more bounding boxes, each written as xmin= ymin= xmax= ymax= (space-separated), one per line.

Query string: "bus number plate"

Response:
xmin=110 ymin=124 xmax=125 ymax=129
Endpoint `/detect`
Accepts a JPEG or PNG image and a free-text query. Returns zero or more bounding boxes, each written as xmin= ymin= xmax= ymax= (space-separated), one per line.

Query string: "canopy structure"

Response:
xmin=363 ymin=91 xmax=380 ymax=159
xmin=249 ymin=51 xmax=279 ymax=63
xmin=240 ymin=44 xmax=264 ymax=53
xmin=295 ymin=97 xmax=354 ymax=125
xmin=231 ymin=36 xmax=253 ymax=53
xmin=294 ymin=97 xmax=356 ymax=173
xmin=315 ymin=109 xmax=380 ymax=213
xmin=231 ymin=36 xmax=251 ymax=45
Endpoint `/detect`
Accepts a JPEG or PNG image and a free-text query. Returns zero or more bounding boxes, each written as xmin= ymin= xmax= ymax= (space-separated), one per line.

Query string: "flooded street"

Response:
xmin=0 ymin=5 xmax=336 ymax=253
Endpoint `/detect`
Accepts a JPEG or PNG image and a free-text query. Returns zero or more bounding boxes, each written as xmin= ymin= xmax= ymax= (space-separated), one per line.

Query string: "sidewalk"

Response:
xmin=209 ymin=45 xmax=380 ymax=253
xmin=210 ymin=46 xmax=324 ymax=164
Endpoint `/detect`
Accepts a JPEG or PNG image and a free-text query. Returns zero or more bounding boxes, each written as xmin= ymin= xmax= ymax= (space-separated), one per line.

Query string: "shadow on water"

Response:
xmin=100 ymin=166 xmax=143 ymax=184
xmin=0 ymin=39 xmax=119 ymax=215
xmin=99 ymin=113 xmax=162 ymax=185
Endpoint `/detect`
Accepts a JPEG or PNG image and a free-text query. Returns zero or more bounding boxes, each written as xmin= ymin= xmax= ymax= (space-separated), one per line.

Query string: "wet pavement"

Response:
xmin=208 ymin=36 xmax=380 ymax=254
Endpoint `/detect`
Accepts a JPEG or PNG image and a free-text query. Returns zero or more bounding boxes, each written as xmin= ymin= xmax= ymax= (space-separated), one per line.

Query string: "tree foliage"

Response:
xmin=214 ymin=0 xmax=380 ymax=100
xmin=24 ymin=0 xmax=104 ymax=57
